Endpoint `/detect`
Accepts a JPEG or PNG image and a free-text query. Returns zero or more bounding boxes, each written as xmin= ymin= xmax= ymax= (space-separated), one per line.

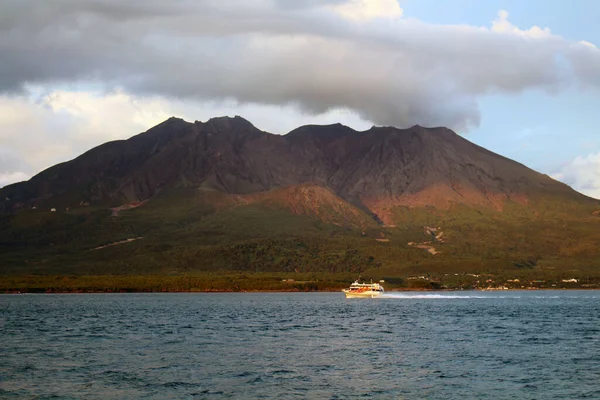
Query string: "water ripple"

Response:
xmin=1 ymin=291 xmax=599 ymax=399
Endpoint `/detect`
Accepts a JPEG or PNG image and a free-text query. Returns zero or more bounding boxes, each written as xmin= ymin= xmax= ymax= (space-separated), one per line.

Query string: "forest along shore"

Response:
xmin=1 ymin=274 xmax=598 ymax=293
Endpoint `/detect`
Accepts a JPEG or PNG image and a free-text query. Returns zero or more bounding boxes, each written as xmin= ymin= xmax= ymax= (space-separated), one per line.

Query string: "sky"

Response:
xmin=1 ymin=0 xmax=599 ymax=198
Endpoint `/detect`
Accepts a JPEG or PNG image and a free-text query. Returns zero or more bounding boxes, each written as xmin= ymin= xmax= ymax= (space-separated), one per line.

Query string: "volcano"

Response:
xmin=1 ymin=116 xmax=598 ymax=282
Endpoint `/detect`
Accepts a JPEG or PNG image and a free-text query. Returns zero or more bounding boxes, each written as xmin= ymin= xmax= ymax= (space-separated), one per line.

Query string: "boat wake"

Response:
xmin=380 ymin=293 xmax=515 ymax=299
xmin=380 ymin=293 xmax=597 ymax=299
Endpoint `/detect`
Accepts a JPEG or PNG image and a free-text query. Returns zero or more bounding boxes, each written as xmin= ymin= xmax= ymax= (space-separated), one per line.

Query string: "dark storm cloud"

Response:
xmin=1 ymin=0 xmax=599 ymax=131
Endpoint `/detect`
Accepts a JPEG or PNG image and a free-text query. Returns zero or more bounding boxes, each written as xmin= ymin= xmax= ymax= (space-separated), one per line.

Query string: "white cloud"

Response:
xmin=0 ymin=171 xmax=29 ymax=188
xmin=552 ymin=152 xmax=600 ymax=199
xmin=0 ymin=90 xmax=173 ymax=183
xmin=491 ymin=10 xmax=551 ymax=38
xmin=331 ymin=0 xmax=403 ymax=21
xmin=44 ymin=89 xmax=173 ymax=141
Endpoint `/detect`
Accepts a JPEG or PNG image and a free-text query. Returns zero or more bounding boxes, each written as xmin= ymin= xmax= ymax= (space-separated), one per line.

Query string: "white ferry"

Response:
xmin=342 ymin=280 xmax=384 ymax=298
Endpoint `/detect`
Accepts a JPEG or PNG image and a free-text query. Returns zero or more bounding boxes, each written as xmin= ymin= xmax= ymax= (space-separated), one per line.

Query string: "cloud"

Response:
xmin=331 ymin=0 xmax=403 ymax=21
xmin=0 ymin=1 xmax=598 ymax=132
xmin=491 ymin=10 xmax=551 ymax=38
xmin=0 ymin=89 xmax=173 ymax=187
xmin=552 ymin=152 xmax=600 ymax=199
xmin=0 ymin=172 xmax=29 ymax=188
xmin=0 ymin=147 xmax=32 ymax=187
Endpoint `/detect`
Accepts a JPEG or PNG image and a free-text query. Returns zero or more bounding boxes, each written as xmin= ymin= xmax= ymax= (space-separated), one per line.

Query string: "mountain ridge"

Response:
xmin=0 ymin=115 xmax=595 ymax=222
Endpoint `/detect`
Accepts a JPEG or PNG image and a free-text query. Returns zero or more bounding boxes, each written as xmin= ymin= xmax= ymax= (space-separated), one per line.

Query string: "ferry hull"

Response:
xmin=342 ymin=280 xmax=384 ymax=298
xmin=343 ymin=290 xmax=382 ymax=298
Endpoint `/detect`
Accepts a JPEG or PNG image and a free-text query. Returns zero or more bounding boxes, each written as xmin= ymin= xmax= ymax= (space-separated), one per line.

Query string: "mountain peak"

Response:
xmin=285 ymin=122 xmax=357 ymax=143
xmin=156 ymin=116 xmax=188 ymax=127
xmin=205 ymin=115 xmax=256 ymax=129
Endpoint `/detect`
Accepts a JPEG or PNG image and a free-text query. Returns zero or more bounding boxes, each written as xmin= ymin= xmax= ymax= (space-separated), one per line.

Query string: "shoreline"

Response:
xmin=3 ymin=287 xmax=599 ymax=294
xmin=2 ymin=274 xmax=597 ymax=294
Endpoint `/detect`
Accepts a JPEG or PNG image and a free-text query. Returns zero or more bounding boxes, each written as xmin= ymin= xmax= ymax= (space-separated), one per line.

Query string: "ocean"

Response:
xmin=1 ymin=291 xmax=599 ymax=399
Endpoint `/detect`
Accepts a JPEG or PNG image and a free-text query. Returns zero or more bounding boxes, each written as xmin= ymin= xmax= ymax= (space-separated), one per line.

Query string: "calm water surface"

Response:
xmin=1 ymin=291 xmax=599 ymax=399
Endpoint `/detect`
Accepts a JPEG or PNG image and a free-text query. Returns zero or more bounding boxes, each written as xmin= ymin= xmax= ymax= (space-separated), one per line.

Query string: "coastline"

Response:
xmin=3 ymin=287 xmax=599 ymax=294
xmin=2 ymin=274 xmax=598 ymax=294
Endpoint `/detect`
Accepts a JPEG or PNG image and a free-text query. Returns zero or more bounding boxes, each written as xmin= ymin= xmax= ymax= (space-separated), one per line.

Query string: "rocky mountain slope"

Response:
xmin=0 ymin=116 xmax=592 ymax=224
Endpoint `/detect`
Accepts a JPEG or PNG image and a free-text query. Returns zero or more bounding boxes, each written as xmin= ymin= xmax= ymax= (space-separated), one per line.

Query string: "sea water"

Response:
xmin=1 ymin=291 xmax=599 ymax=399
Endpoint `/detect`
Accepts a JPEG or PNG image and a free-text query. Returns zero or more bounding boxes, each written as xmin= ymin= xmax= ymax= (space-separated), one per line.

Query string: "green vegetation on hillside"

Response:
xmin=1 ymin=189 xmax=599 ymax=292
